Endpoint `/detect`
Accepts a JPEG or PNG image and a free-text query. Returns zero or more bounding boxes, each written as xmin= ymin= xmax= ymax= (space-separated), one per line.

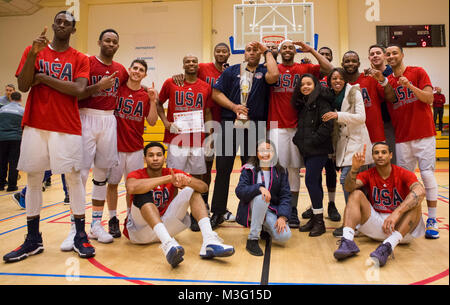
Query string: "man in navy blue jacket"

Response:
xmin=209 ymin=41 xmax=279 ymax=229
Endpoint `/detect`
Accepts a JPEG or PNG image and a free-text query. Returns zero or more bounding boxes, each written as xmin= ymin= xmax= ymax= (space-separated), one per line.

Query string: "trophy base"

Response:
xmin=234 ymin=118 xmax=250 ymax=129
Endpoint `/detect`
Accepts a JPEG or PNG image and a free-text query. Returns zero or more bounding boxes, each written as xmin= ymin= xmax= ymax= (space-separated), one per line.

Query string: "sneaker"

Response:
xmin=327 ymin=201 xmax=341 ymax=222
xmin=333 ymin=226 xmax=343 ymax=237
xmin=223 ymin=210 xmax=236 ymax=222
xmin=108 ymin=216 xmax=121 ymax=238
xmin=160 ymin=238 xmax=184 ymax=268
xmin=12 ymin=192 xmax=25 ymax=209
xmin=333 ymin=237 xmax=360 ymax=260
xmin=89 ymin=222 xmax=113 ymax=243
xmin=288 ymin=206 xmax=300 ymax=228
xmin=301 ymin=207 xmax=313 ymax=219
xmin=425 ymin=218 xmax=440 ymax=239
xmin=189 ymin=214 xmax=200 ymax=232
xmin=3 ymin=233 xmax=44 ymax=263
xmin=210 ymin=213 xmax=225 ymax=229
xmin=6 ymin=186 xmax=18 ymax=192
xmin=73 ymin=232 xmax=96 ymax=258
xmin=60 ymin=224 xmax=76 ymax=251
xmin=63 ymin=195 xmax=70 ymax=205
xmin=200 ymin=232 xmax=235 ymax=259
xmin=369 ymin=242 xmax=392 ymax=267
xmin=246 ymin=239 xmax=263 ymax=256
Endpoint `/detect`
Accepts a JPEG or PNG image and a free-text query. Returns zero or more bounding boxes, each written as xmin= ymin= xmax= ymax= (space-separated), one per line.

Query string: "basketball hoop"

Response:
xmin=261 ymin=35 xmax=285 ymax=45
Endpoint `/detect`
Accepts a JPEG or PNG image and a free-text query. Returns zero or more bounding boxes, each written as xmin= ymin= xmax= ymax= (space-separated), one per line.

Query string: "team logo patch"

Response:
xmin=255 ymin=72 xmax=263 ymax=79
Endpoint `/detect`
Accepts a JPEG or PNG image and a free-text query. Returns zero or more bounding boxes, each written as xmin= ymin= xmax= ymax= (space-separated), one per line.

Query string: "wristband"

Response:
xmin=378 ymin=77 xmax=388 ymax=87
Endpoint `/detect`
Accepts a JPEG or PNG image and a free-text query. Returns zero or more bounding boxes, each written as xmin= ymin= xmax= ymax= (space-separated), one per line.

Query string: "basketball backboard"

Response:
xmin=230 ymin=0 xmax=316 ymax=54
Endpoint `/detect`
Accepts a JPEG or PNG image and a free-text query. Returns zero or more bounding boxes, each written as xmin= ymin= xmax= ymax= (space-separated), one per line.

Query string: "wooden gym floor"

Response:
xmin=0 ymin=159 xmax=448 ymax=285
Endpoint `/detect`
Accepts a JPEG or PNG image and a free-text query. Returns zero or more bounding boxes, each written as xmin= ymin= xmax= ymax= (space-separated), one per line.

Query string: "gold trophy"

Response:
xmin=234 ymin=63 xmax=252 ymax=128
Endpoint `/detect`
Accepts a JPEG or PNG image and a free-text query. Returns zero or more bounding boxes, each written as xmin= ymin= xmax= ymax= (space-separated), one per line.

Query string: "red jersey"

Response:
xmin=349 ymin=74 xmax=386 ymax=142
xmin=357 ymin=165 xmax=418 ymax=213
xmin=198 ymin=62 xmax=222 ymax=122
xmin=159 ymin=78 xmax=212 ymax=147
xmin=320 ymin=75 xmax=328 ymax=87
xmin=78 ymin=56 xmax=128 ymax=111
xmin=268 ymin=63 xmax=320 ymax=129
xmin=15 ymin=45 xmax=89 ymax=135
xmin=127 ymin=168 xmax=191 ymax=216
xmin=114 ymin=84 xmax=150 ymax=152
xmin=387 ymin=66 xmax=435 ymax=143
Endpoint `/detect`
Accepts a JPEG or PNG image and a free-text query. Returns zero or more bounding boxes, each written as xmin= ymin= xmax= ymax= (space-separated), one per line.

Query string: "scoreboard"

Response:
xmin=376 ymin=25 xmax=446 ymax=48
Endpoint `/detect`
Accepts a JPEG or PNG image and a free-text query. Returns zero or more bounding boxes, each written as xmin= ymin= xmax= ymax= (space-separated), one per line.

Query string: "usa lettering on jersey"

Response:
xmin=174 ymin=90 xmax=204 ymax=111
xmin=91 ymin=75 xmax=121 ymax=97
xmin=393 ymin=85 xmax=417 ymax=110
xmin=273 ymin=73 xmax=301 ymax=93
xmin=371 ymin=186 xmax=403 ymax=212
xmin=361 ymin=88 xmax=373 ymax=107
xmin=38 ymin=59 xmax=73 ymax=81
xmin=150 ymin=188 xmax=170 ymax=211
xmin=115 ymin=97 xmax=144 ymax=121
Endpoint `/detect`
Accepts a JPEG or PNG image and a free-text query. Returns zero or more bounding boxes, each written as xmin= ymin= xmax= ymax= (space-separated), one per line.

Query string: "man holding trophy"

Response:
xmin=209 ymin=41 xmax=279 ymax=229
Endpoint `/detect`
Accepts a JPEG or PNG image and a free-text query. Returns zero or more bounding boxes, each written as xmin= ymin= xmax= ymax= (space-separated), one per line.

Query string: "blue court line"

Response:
xmin=0 ymin=271 xmax=333 ymax=285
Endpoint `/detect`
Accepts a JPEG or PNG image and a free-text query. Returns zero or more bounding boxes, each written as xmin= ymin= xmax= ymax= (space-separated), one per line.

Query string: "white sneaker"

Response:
xmin=60 ymin=224 xmax=76 ymax=251
xmin=160 ymin=238 xmax=184 ymax=268
xmin=223 ymin=210 xmax=236 ymax=222
xmin=89 ymin=222 xmax=113 ymax=243
xmin=200 ymin=232 xmax=235 ymax=259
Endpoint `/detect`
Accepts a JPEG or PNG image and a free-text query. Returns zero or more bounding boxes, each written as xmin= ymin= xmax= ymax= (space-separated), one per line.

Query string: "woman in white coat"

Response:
xmin=322 ymin=68 xmax=373 ymax=237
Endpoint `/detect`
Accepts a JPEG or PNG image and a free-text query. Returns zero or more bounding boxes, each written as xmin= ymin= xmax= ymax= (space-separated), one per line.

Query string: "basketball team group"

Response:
xmin=0 ymin=10 xmax=442 ymax=269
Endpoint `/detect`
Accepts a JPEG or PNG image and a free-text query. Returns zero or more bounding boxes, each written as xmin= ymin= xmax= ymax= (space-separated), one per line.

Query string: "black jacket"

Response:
xmin=292 ymin=88 xmax=334 ymax=158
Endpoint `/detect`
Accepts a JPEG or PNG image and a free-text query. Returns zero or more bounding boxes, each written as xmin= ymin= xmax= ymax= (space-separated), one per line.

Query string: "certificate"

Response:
xmin=173 ymin=110 xmax=204 ymax=134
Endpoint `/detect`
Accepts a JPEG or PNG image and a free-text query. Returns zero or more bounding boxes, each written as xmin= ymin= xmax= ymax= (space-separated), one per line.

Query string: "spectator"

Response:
xmin=433 ymin=87 xmax=446 ymax=131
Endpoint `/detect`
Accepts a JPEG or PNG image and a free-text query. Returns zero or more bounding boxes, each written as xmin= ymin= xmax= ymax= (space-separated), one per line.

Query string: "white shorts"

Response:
xmin=356 ymin=204 xmax=426 ymax=243
xmin=109 ymin=150 xmax=144 ymax=184
xmin=18 ymin=126 xmax=82 ymax=174
xmin=126 ymin=187 xmax=194 ymax=244
xmin=395 ymin=136 xmax=435 ymax=172
xmin=269 ymin=128 xmax=304 ymax=169
xmin=80 ymin=108 xmax=118 ymax=170
xmin=166 ymin=144 xmax=206 ymax=175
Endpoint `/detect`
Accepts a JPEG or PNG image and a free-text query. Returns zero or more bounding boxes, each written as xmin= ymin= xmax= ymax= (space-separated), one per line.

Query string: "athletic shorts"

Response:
xmin=18 ymin=126 xmax=82 ymax=174
xmin=166 ymin=144 xmax=206 ymax=175
xmin=395 ymin=136 xmax=435 ymax=173
xmin=269 ymin=128 xmax=304 ymax=169
xmin=109 ymin=150 xmax=144 ymax=184
xmin=80 ymin=108 xmax=118 ymax=170
xmin=126 ymin=187 xmax=194 ymax=244
xmin=356 ymin=204 xmax=426 ymax=244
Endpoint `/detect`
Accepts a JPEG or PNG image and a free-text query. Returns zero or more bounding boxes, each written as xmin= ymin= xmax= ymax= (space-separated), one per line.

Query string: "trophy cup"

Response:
xmin=234 ymin=64 xmax=252 ymax=129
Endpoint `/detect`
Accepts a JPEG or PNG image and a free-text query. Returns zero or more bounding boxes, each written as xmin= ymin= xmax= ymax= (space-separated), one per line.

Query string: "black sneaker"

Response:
xmin=333 ymin=226 xmax=343 ymax=237
xmin=6 ymin=186 xmax=18 ymax=192
xmin=246 ymin=239 xmax=263 ymax=256
xmin=210 ymin=213 xmax=224 ymax=230
xmin=3 ymin=233 xmax=44 ymax=263
xmin=190 ymin=214 xmax=200 ymax=232
xmin=73 ymin=232 xmax=95 ymax=258
xmin=327 ymin=201 xmax=341 ymax=222
xmin=301 ymin=207 xmax=313 ymax=219
xmin=108 ymin=216 xmax=121 ymax=238
xmin=289 ymin=206 xmax=300 ymax=228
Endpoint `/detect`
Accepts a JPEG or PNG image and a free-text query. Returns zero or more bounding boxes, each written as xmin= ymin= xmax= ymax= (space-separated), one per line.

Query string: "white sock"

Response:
xmin=428 ymin=207 xmax=437 ymax=219
xmin=153 ymin=222 xmax=172 ymax=244
xmin=312 ymin=208 xmax=323 ymax=215
xmin=383 ymin=230 xmax=403 ymax=250
xmin=343 ymin=227 xmax=355 ymax=241
xmin=198 ymin=217 xmax=214 ymax=240
xmin=328 ymin=192 xmax=336 ymax=203
xmin=109 ymin=210 xmax=117 ymax=219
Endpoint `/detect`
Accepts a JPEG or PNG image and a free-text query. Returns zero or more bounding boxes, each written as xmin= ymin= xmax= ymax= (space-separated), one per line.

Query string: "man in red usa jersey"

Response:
xmin=333 ymin=142 xmax=426 ymax=267
xmin=123 ymin=142 xmax=234 ymax=268
xmin=61 ymin=29 xmax=129 ymax=251
xmin=384 ymin=44 xmax=439 ymax=240
xmin=4 ymin=11 xmax=95 ymax=263
xmin=106 ymin=59 xmax=158 ymax=237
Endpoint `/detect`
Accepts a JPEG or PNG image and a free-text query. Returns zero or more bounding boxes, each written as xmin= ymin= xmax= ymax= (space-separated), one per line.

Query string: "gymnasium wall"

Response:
xmin=0 ymin=0 xmax=448 ymax=102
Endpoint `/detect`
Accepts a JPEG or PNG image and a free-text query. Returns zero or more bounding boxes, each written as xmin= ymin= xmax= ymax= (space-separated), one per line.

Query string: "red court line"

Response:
xmin=87 ymin=257 xmax=152 ymax=285
xmin=410 ymin=269 xmax=449 ymax=285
